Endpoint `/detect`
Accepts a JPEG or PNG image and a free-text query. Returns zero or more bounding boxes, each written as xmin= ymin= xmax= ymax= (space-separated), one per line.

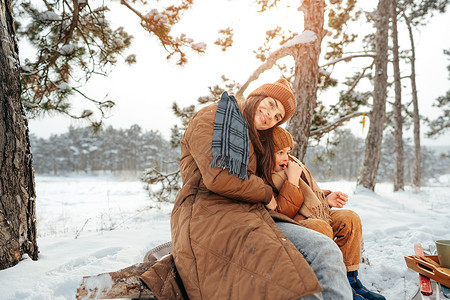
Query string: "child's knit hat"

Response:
xmin=273 ymin=126 xmax=294 ymax=152
xmin=247 ymin=78 xmax=297 ymax=125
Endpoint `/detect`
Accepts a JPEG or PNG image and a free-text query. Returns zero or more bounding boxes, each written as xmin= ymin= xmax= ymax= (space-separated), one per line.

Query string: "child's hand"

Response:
xmin=285 ymin=161 xmax=302 ymax=185
xmin=266 ymin=195 xmax=278 ymax=211
xmin=326 ymin=191 xmax=348 ymax=208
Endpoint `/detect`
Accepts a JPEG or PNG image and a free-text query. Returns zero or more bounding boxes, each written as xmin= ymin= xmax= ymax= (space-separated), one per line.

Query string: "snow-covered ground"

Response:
xmin=0 ymin=174 xmax=449 ymax=299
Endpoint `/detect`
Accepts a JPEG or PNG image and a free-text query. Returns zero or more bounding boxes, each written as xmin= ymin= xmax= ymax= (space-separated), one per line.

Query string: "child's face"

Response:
xmin=274 ymin=146 xmax=291 ymax=172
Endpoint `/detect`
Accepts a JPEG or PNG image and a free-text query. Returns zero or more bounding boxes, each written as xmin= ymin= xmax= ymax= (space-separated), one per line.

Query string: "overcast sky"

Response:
xmin=26 ymin=0 xmax=450 ymax=147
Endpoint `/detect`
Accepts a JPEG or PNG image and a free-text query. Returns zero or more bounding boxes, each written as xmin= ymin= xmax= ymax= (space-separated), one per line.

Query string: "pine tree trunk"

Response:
xmin=391 ymin=0 xmax=404 ymax=191
xmin=404 ymin=14 xmax=421 ymax=191
xmin=287 ymin=0 xmax=325 ymax=161
xmin=356 ymin=0 xmax=389 ymax=191
xmin=0 ymin=0 xmax=39 ymax=269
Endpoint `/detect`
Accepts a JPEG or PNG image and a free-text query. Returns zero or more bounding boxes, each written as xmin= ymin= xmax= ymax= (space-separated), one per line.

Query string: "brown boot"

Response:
xmin=143 ymin=241 xmax=173 ymax=264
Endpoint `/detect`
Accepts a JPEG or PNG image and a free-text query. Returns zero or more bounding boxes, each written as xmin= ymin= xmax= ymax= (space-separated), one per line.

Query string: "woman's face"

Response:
xmin=254 ymin=97 xmax=285 ymax=131
xmin=274 ymin=146 xmax=291 ymax=172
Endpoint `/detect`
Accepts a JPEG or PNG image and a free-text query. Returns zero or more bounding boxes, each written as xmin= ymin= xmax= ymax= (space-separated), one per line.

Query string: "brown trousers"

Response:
xmin=296 ymin=209 xmax=362 ymax=272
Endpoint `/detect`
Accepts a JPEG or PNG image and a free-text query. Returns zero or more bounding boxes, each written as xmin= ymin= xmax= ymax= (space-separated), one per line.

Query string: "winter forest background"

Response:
xmin=29 ymin=125 xmax=449 ymax=187
xmin=1 ymin=0 xmax=450 ymax=298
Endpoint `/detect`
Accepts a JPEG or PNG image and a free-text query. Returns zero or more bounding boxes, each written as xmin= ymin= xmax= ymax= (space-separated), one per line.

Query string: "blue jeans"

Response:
xmin=276 ymin=222 xmax=352 ymax=300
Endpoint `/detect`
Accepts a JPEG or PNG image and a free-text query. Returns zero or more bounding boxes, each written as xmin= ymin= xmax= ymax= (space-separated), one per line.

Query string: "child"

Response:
xmin=270 ymin=126 xmax=385 ymax=300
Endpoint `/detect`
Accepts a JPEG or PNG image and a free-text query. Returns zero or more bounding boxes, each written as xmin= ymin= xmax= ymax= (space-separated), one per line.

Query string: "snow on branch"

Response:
xmin=59 ymin=44 xmax=77 ymax=56
xmin=38 ymin=11 xmax=61 ymax=22
xmin=310 ymin=111 xmax=370 ymax=136
xmin=120 ymin=0 xmax=202 ymax=65
xmin=281 ymin=30 xmax=316 ymax=48
xmin=235 ymin=30 xmax=317 ymax=99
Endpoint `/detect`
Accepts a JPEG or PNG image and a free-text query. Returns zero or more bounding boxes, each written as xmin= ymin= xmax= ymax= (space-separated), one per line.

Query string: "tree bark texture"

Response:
xmin=391 ymin=0 xmax=405 ymax=191
xmin=287 ymin=0 xmax=325 ymax=161
xmin=357 ymin=0 xmax=389 ymax=191
xmin=76 ymin=262 xmax=157 ymax=299
xmin=0 ymin=0 xmax=39 ymax=269
xmin=404 ymin=14 xmax=421 ymax=191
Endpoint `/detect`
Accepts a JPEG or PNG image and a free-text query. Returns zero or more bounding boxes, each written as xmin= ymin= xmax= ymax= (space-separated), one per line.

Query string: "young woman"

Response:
xmin=165 ymin=78 xmax=352 ymax=300
xmin=266 ymin=126 xmax=386 ymax=300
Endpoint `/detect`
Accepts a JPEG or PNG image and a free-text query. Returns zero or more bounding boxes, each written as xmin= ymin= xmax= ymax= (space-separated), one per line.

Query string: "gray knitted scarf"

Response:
xmin=210 ymin=91 xmax=249 ymax=180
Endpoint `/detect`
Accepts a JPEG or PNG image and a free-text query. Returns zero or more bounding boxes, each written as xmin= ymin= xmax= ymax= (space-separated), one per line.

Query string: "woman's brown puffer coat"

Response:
xmin=169 ymin=103 xmax=322 ymax=299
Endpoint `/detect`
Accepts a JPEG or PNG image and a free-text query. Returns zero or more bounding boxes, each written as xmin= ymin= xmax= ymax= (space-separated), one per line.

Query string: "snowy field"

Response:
xmin=0 ymin=174 xmax=449 ymax=299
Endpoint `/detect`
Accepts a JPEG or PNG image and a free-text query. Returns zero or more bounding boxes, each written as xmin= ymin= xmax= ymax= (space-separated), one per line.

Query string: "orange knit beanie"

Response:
xmin=247 ymin=78 xmax=297 ymax=125
xmin=273 ymin=126 xmax=294 ymax=152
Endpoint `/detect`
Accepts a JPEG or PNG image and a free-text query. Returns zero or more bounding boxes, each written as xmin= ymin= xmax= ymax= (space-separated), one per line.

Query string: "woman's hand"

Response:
xmin=326 ymin=191 xmax=348 ymax=208
xmin=285 ymin=161 xmax=302 ymax=186
xmin=266 ymin=195 xmax=278 ymax=211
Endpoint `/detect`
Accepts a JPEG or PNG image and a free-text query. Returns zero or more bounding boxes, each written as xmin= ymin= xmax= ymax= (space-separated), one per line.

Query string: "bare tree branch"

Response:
xmin=64 ymin=0 xmax=79 ymax=44
xmin=120 ymin=0 xmax=146 ymax=20
xmin=320 ymin=54 xmax=375 ymax=68
xmin=235 ymin=31 xmax=318 ymax=99
xmin=310 ymin=111 xmax=370 ymax=136
xmin=235 ymin=45 xmax=299 ymax=100
xmin=344 ymin=61 xmax=375 ymax=96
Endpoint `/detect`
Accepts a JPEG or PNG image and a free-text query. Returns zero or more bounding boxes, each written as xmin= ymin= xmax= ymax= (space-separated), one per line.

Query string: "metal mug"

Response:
xmin=436 ymin=240 xmax=450 ymax=268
